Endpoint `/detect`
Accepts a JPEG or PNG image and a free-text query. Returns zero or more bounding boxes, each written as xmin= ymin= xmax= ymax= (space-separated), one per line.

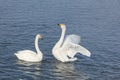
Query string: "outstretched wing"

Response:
xmin=65 ymin=34 xmax=80 ymax=44
xmin=61 ymin=34 xmax=91 ymax=58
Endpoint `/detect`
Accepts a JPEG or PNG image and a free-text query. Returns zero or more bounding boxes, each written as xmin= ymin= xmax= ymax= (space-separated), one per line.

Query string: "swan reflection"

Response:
xmin=53 ymin=62 xmax=89 ymax=80
xmin=16 ymin=60 xmax=42 ymax=79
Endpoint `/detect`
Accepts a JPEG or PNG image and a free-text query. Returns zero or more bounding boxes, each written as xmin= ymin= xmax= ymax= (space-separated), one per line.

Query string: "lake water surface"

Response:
xmin=0 ymin=0 xmax=120 ymax=80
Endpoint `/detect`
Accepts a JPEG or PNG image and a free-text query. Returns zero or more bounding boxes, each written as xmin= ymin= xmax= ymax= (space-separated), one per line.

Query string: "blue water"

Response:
xmin=0 ymin=0 xmax=120 ymax=80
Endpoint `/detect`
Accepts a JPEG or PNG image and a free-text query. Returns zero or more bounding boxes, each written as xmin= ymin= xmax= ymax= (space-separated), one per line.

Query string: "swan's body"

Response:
xmin=15 ymin=34 xmax=43 ymax=62
xmin=52 ymin=24 xmax=91 ymax=62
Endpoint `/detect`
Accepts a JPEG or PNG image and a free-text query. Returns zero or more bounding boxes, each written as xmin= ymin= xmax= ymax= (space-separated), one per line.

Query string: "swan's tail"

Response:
xmin=14 ymin=52 xmax=16 ymax=55
xmin=14 ymin=52 xmax=19 ymax=56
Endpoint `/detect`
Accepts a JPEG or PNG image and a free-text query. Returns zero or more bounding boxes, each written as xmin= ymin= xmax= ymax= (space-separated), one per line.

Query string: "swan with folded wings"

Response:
xmin=52 ymin=24 xmax=91 ymax=62
xmin=15 ymin=34 xmax=43 ymax=62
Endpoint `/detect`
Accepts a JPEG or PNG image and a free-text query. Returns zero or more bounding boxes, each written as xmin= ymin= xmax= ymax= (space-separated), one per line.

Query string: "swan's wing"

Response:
xmin=15 ymin=50 xmax=37 ymax=58
xmin=62 ymin=34 xmax=91 ymax=58
xmin=15 ymin=50 xmax=38 ymax=61
xmin=64 ymin=34 xmax=80 ymax=44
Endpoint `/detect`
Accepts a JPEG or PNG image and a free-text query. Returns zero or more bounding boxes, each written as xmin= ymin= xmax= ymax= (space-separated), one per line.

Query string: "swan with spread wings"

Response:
xmin=52 ymin=24 xmax=91 ymax=62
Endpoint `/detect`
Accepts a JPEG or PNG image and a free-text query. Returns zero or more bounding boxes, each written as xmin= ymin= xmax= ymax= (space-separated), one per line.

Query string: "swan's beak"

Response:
xmin=39 ymin=34 xmax=43 ymax=40
xmin=58 ymin=24 xmax=65 ymax=27
xmin=58 ymin=24 xmax=61 ymax=27
xmin=40 ymin=36 xmax=43 ymax=40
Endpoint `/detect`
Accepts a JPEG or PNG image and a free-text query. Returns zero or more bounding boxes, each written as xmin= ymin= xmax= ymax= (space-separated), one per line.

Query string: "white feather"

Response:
xmin=65 ymin=34 xmax=80 ymax=44
xmin=61 ymin=34 xmax=91 ymax=58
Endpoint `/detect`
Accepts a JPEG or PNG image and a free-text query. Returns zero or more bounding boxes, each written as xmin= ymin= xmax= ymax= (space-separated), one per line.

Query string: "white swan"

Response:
xmin=52 ymin=24 xmax=91 ymax=62
xmin=15 ymin=34 xmax=43 ymax=62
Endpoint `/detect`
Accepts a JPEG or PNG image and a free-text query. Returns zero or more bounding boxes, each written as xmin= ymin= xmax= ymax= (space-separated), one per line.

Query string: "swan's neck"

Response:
xmin=54 ymin=26 xmax=66 ymax=49
xmin=35 ymin=37 xmax=43 ymax=59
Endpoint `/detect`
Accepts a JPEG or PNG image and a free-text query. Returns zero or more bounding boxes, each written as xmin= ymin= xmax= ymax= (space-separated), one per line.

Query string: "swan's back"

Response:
xmin=15 ymin=50 xmax=41 ymax=62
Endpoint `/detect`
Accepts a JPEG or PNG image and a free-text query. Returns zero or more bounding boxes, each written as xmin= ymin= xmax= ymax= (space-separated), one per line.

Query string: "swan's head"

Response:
xmin=58 ymin=24 xmax=66 ymax=30
xmin=36 ymin=34 xmax=43 ymax=40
